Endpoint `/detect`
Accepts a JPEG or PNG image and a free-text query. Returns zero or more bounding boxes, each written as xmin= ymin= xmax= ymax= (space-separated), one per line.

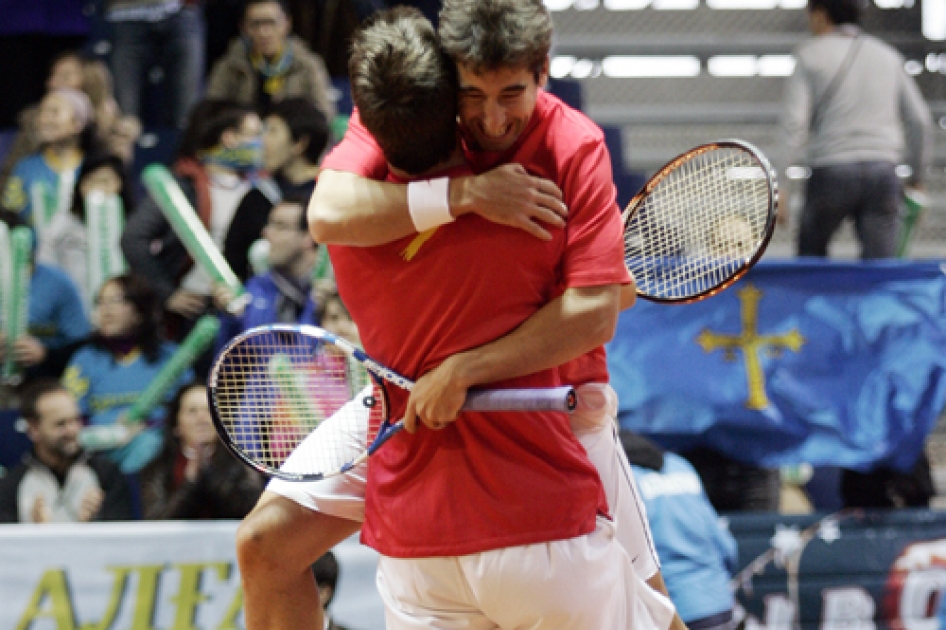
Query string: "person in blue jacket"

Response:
xmin=0 ymin=210 xmax=90 ymax=381
xmin=216 ymin=193 xmax=320 ymax=347
xmin=62 ymin=273 xmax=193 ymax=473
xmin=622 ymin=430 xmax=739 ymax=630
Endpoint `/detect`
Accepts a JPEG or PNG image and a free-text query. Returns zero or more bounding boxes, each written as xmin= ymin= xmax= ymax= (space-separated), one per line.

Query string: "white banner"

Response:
xmin=0 ymin=521 xmax=384 ymax=630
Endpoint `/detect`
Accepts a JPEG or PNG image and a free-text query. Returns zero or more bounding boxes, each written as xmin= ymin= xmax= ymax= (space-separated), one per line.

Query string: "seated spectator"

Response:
xmin=0 ymin=211 xmax=90 ymax=380
xmin=0 ymin=51 xmax=85 ymax=193
xmin=37 ymin=153 xmax=136 ymax=312
xmin=1 ymin=88 xmax=102 ymax=233
xmin=105 ymin=0 xmax=205 ymax=129
xmin=139 ymin=381 xmax=262 ymax=519
xmin=319 ymin=289 xmax=359 ymax=347
xmin=218 ymin=194 xmax=321 ymax=346
xmin=206 ymin=0 xmax=336 ymax=121
xmin=0 ymin=379 xmax=134 ymax=523
xmin=121 ymin=99 xmax=275 ymax=337
xmin=622 ymin=431 xmax=738 ymax=630
xmin=62 ymin=274 xmax=193 ymax=474
xmin=224 ymin=97 xmax=329 ymax=281
xmin=0 ymin=52 xmax=141 ymax=189
xmin=311 ymin=550 xmax=352 ymax=630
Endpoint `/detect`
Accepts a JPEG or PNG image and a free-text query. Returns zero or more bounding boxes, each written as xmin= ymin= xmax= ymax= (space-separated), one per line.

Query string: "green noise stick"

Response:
xmin=85 ymin=191 xmax=127 ymax=303
xmin=141 ymin=164 xmax=249 ymax=314
xmin=2 ymin=227 xmax=32 ymax=385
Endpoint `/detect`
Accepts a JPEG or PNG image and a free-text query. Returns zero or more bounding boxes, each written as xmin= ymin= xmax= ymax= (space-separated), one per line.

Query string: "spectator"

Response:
xmin=223 ymin=97 xmax=329 ymax=281
xmin=0 ymin=53 xmax=139 ymax=195
xmin=622 ymin=432 xmax=738 ymax=630
xmin=206 ymin=0 xmax=336 ymax=120
xmin=62 ymin=274 xmax=194 ymax=474
xmin=80 ymin=57 xmax=143 ymax=165
xmin=139 ymin=381 xmax=263 ymax=519
xmin=311 ymin=550 xmax=351 ymax=630
xmin=217 ymin=194 xmax=321 ymax=346
xmin=121 ymin=99 xmax=274 ymax=337
xmin=104 ymin=0 xmax=205 ymax=129
xmin=1 ymin=88 xmax=101 ymax=233
xmin=0 ymin=210 xmax=90 ymax=381
xmin=775 ymin=0 xmax=932 ymax=258
xmin=318 ymin=289 xmax=359 ymax=347
xmin=0 ymin=379 xmax=134 ymax=523
xmin=37 ymin=153 xmax=136 ymax=312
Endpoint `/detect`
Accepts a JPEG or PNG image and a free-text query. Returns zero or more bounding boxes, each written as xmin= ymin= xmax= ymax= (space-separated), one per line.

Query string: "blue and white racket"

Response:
xmin=208 ymin=324 xmax=577 ymax=481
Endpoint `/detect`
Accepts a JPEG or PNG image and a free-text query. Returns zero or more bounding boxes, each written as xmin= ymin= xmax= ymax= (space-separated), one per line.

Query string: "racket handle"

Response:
xmin=462 ymin=386 xmax=577 ymax=413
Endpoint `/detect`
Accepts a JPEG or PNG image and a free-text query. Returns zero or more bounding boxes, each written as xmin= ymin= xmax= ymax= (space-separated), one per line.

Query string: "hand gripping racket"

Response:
xmin=208 ymin=324 xmax=577 ymax=481
xmin=624 ymin=139 xmax=778 ymax=303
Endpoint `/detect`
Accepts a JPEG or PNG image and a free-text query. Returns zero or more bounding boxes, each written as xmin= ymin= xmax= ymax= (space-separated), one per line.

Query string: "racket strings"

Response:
xmin=625 ymin=146 xmax=771 ymax=300
xmin=213 ymin=330 xmax=377 ymax=476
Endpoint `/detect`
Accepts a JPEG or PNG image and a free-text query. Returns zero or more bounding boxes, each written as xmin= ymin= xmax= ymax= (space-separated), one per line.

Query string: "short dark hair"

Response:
xmin=70 ymin=152 xmax=135 ymax=223
xmin=349 ymin=7 xmax=458 ymax=175
xmin=177 ymin=99 xmax=255 ymax=160
xmin=274 ymin=190 xmax=311 ymax=232
xmin=243 ymin=0 xmax=290 ymax=18
xmin=267 ymin=98 xmax=330 ymax=165
xmin=438 ymin=0 xmax=552 ymax=79
xmin=809 ymin=0 xmax=860 ymax=25
xmin=20 ymin=379 xmax=70 ymax=425
xmin=311 ymin=551 xmax=340 ymax=607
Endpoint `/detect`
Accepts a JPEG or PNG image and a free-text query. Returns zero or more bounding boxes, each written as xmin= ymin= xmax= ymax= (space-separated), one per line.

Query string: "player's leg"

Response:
xmin=237 ymin=492 xmax=361 ymax=630
xmin=571 ymin=383 xmax=660 ymax=578
xmin=238 ymin=387 xmax=372 ymax=630
xmin=571 ymin=383 xmax=679 ymax=629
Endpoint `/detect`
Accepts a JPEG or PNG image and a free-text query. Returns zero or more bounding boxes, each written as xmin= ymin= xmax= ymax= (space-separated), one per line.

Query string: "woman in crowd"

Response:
xmin=1 ymin=87 xmax=101 ymax=231
xmin=62 ymin=274 xmax=193 ymax=474
xmin=140 ymin=381 xmax=263 ymax=520
xmin=37 ymin=152 xmax=135 ymax=311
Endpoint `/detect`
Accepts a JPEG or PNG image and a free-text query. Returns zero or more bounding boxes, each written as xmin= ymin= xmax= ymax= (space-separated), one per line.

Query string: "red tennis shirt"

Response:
xmin=323 ymin=90 xmax=630 ymax=557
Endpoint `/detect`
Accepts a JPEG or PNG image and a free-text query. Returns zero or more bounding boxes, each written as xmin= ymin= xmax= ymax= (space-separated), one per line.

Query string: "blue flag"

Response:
xmin=609 ymin=260 xmax=946 ymax=472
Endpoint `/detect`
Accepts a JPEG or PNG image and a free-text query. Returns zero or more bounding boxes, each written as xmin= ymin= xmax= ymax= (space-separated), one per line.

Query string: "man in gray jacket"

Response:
xmin=775 ymin=0 xmax=932 ymax=258
xmin=206 ymin=0 xmax=336 ymax=122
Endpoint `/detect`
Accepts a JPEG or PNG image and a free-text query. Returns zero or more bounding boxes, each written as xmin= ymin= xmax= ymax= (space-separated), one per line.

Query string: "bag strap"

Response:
xmin=809 ymin=34 xmax=864 ymax=133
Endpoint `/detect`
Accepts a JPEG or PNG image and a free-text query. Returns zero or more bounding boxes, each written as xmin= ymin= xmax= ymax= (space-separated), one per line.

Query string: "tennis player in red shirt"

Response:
xmin=238 ymin=3 xmax=685 ymax=629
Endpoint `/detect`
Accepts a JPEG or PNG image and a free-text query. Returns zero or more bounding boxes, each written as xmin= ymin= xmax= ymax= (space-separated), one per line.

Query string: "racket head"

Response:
xmin=623 ymin=139 xmax=778 ymax=304
xmin=208 ymin=324 xmax=386 ymax=481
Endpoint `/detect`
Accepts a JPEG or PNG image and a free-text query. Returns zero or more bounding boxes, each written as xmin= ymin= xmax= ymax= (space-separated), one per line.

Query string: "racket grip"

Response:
xmin=462 ymin=386 xmax=577 ymax=413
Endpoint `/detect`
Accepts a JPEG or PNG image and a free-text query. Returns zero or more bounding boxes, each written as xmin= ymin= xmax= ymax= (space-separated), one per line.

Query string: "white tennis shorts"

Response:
xmin=267 ymin=383 xmax=662 ymax=580
xmin=376 ymin=516 xmax=662 ymax=630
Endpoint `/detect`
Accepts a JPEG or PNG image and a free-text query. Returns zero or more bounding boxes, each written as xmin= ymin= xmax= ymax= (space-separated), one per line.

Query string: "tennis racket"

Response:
xmin=624 ymin=139 xmax=778 ymax=303
xmin=208 ymin=324 xmax=577 ymax=481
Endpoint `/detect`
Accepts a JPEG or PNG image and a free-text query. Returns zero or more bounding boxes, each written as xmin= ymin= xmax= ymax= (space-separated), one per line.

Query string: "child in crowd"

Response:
xmin=1 ymin=88 xmax=101 ymax=233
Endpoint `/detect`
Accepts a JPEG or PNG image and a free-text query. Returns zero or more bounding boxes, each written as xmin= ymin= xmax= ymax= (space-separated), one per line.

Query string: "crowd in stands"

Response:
xmin=0 ymin=0 xmax=367 ymax=525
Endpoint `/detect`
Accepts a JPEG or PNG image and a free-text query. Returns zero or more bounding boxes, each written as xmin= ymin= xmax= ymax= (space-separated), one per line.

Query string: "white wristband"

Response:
xmin=407 ymin=177 xmax=454 ymax=233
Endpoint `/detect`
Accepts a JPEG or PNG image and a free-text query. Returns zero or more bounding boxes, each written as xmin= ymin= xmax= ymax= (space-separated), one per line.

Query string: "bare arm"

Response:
xmin=646 ymin=572 xmax=690 ymax=630
xmin=308 ymin=165 xmax=568 ymax=247
xmin=402 ymin=283 xmax=622 ymax=432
